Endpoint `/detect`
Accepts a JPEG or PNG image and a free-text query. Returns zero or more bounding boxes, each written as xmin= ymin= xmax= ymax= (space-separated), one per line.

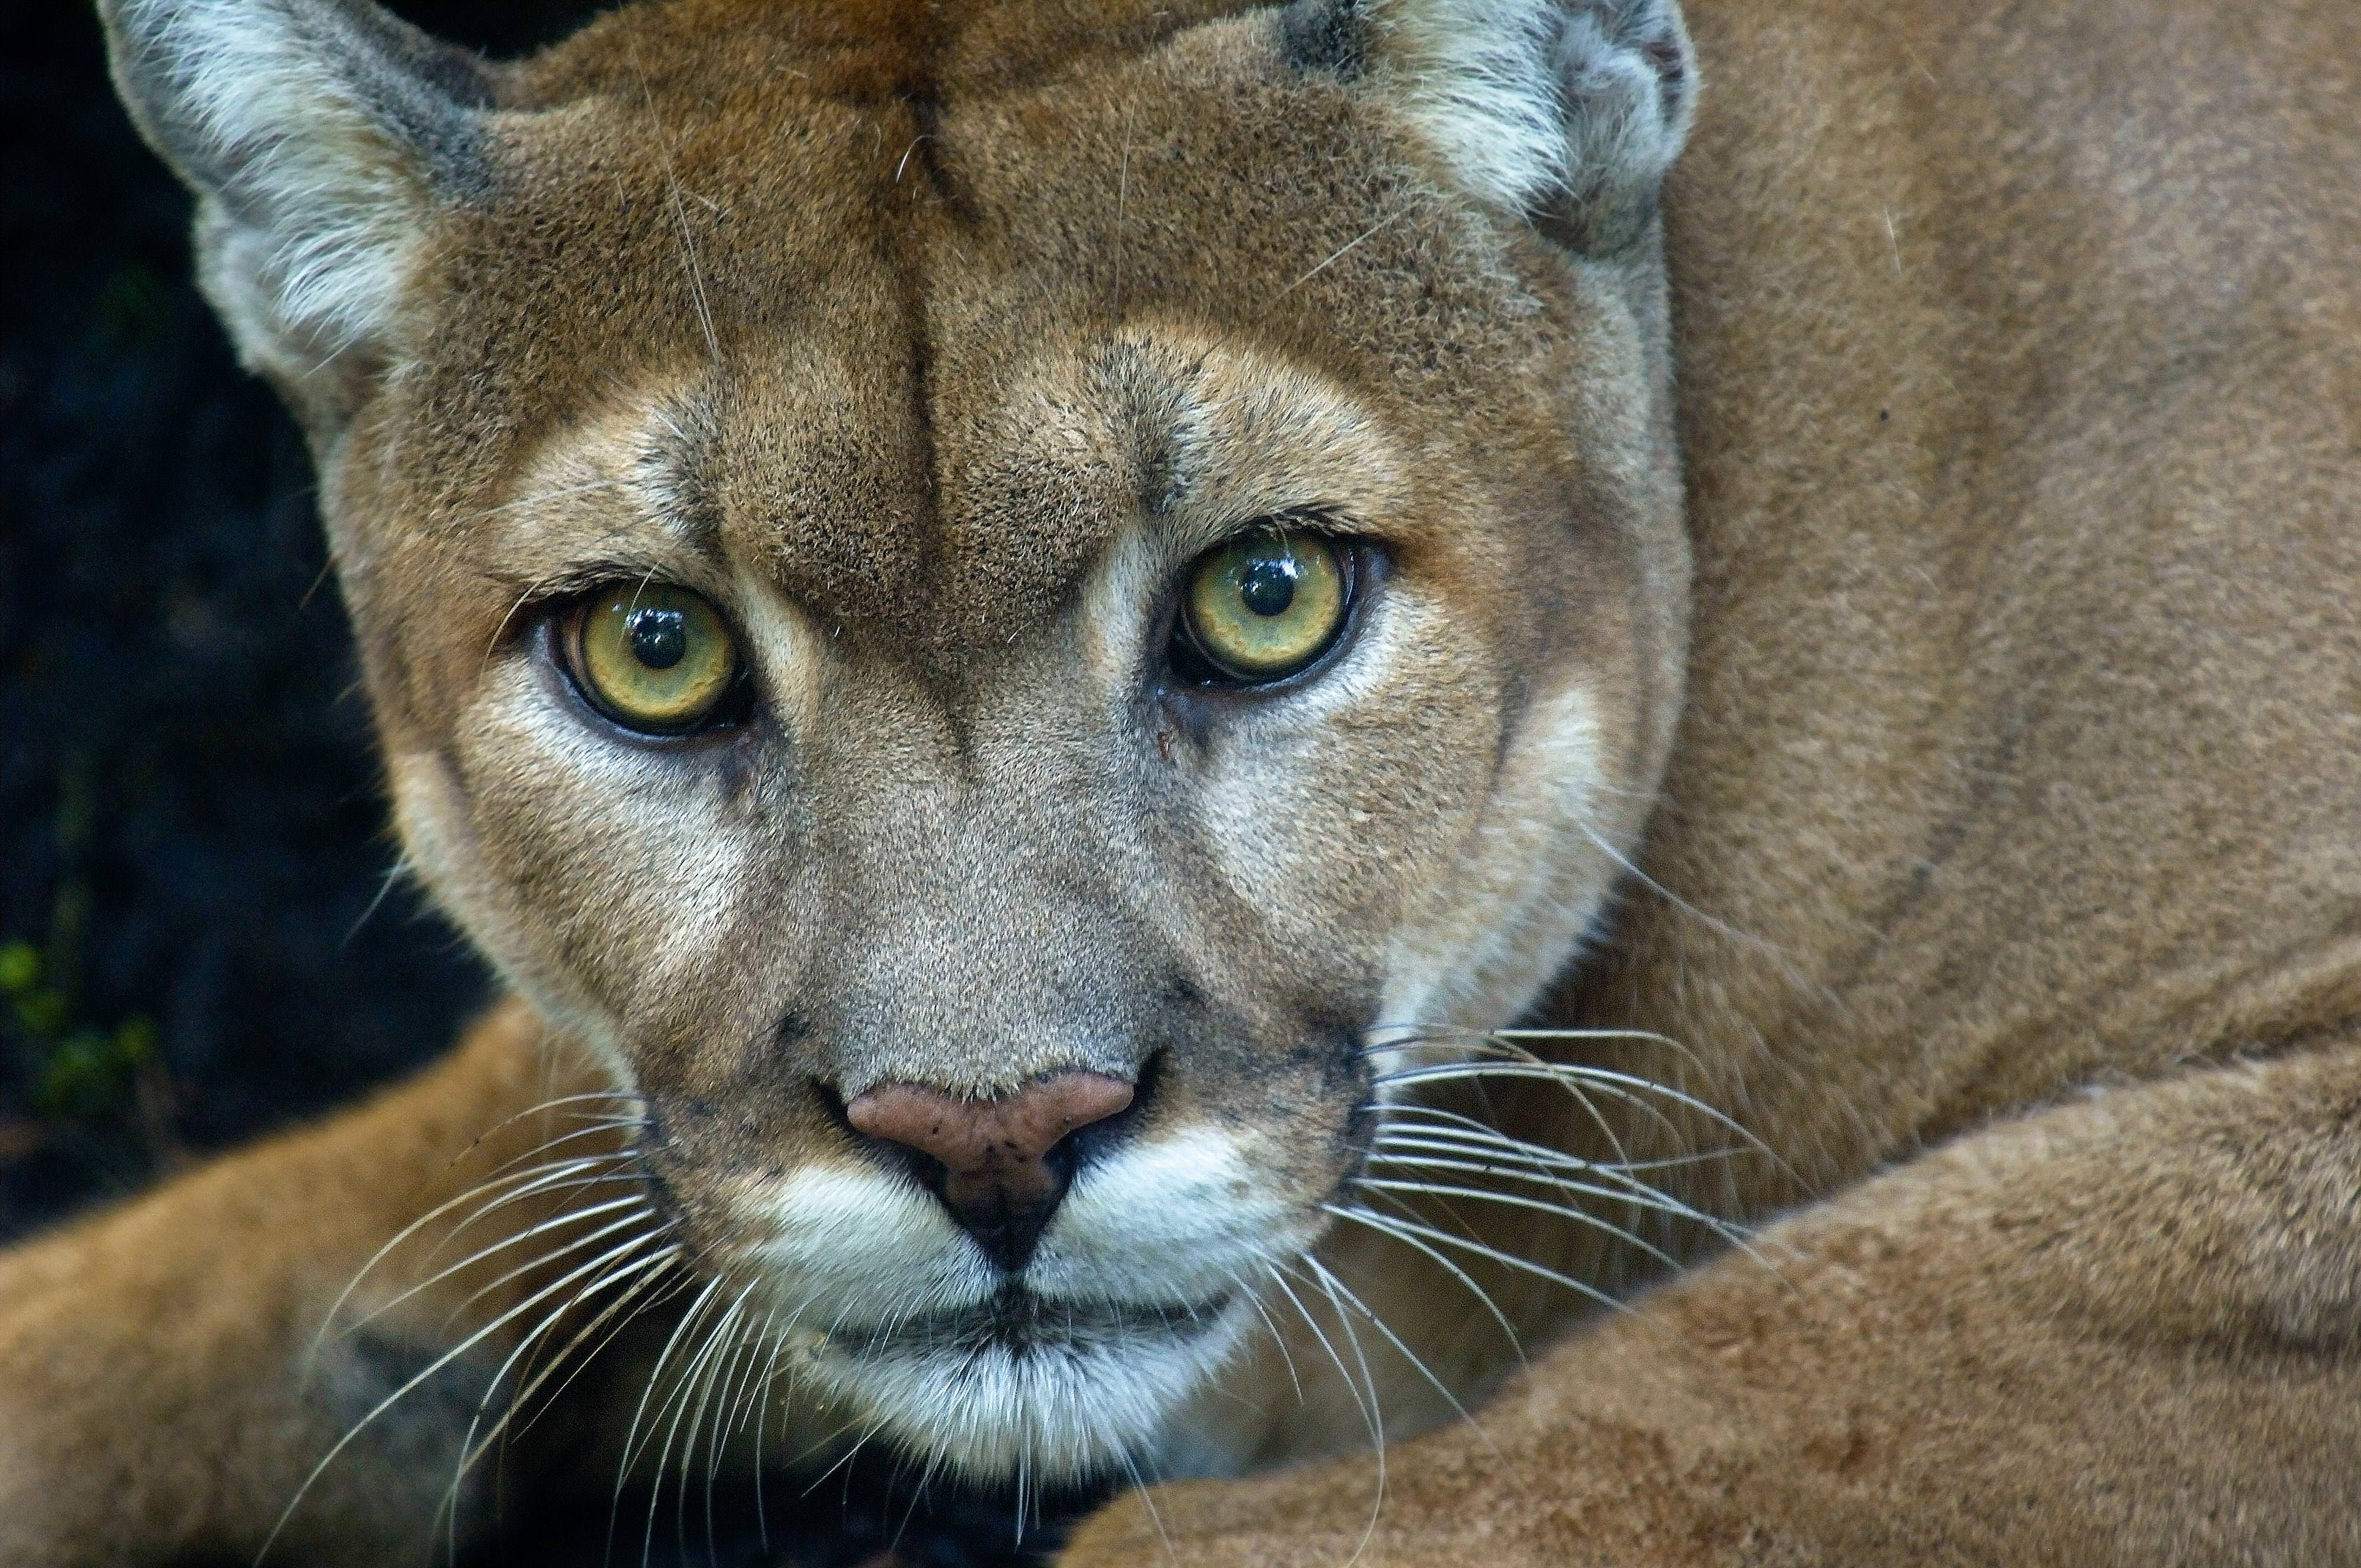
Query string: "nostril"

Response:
xmin=1059 ymin=1048 xmax=1158 ymax=1167
xmin=843 ymin=1070 xmax=1136 ymax=1269
xmin=845 ymin=1072 xmax=1133 ymax=1196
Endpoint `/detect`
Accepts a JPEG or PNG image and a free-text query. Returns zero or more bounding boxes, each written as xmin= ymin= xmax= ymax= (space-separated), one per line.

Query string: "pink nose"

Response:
xmin=845 ymin=1071 xmax=1134 ymax=1214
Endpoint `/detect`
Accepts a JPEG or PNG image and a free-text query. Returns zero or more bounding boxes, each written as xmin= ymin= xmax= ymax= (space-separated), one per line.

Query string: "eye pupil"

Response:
xmin=1178 ymin=527 xmax=1350 ymax=686
xmin=1237 ymin=553 xmax=1299 ymax=617
xmin=568 ymin=584 xmax=742 ymax=735
xmin=626 ymin=607 xmax=688 ymax=670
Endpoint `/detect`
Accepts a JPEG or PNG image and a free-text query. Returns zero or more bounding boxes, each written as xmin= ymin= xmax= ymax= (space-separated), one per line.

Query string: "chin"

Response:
xmin=808 ymin=1286 xmax=1253 ymax=1480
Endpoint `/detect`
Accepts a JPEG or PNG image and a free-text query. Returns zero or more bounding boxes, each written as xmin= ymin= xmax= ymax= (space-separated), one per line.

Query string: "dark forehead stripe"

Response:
xmin=444 ymin=0 xmax=1495 ymax=673
xmin=461 ymin=4 xmax=1274 ymax=656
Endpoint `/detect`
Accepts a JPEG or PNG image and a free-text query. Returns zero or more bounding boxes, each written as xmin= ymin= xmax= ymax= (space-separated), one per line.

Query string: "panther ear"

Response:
xmin=97 ymin=0 xmax=495 ymax=424
xmin=1289 ymin=0 xmax=1697 ymax=254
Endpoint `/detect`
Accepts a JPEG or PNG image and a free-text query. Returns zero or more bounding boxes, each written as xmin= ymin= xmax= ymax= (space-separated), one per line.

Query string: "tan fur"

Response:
xmin=0 ymin=1003 xmax=623 ymax=1564
xmin=5 ymin=0 xmax=2358 ymax=1560
xmin=1077 ymin=0 xmax=2361 ymax=1556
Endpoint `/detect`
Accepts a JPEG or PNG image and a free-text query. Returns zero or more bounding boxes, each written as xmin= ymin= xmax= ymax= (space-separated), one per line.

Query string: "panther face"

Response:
xmin=101 ymin=0 xmax=1694 ymax=1478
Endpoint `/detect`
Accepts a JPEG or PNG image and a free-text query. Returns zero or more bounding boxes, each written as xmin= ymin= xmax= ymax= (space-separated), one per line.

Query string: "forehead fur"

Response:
xmin=360 ymin=0 xmax=1598 ymax=675
xmin=508 ymin=0 xmax=1257 ymax=104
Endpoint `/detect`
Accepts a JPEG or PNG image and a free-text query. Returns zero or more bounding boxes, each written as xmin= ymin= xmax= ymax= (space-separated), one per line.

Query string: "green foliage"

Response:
xmin=0 ymin=939 xmax=158 ymax=1122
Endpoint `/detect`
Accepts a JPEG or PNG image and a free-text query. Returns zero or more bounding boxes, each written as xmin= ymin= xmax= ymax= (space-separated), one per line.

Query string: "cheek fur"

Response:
xmin=429 ymin=662 xmax=769 ymax=1024
xmin=1194 ymin=584 xmax=1502 ymax=950
xmin=1379 ymin=679 xmax=1622 ymax=1032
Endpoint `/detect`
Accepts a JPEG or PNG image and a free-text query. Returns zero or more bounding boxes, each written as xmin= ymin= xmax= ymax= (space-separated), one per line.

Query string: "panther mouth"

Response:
xmin=803 ymin=1282 xmax=1251 ymax=1478
xmin=828 ymin=1284 xmax=1237 ymax=1361
xmin=744 ymin=1142 xmax=1278 ymax=1475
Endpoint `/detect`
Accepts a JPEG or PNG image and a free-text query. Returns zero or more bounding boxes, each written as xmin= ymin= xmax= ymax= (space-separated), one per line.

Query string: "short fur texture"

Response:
xmin=4 ymin=0 xmax=2358 ymax=1562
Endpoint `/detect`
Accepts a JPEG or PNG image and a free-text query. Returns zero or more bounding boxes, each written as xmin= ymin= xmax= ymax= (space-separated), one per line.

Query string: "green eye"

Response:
xmin=1179 ymin=529 xmax=1349 ymax=683
xmin=567 ymin=583 xmax=743 ymax=733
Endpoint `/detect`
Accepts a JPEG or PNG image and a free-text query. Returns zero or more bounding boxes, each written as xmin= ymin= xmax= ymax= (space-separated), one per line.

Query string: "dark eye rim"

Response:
xmin=1163 ymin=524 xmax=1380 ymax=695
xmin=550 ymin=584 xmax=756 ymax=739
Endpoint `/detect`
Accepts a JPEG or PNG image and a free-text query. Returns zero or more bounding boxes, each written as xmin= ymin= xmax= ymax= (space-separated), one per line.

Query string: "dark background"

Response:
xmin=0 ymin=1 xmax=604 ymax=1242
xmin=1 ymin=7 xmax=1076 ymax=1562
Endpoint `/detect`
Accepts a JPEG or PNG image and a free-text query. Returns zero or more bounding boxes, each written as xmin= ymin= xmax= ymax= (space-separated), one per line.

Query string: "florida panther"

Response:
xmin=4 ymin=0 xmax=2359 ymax=1563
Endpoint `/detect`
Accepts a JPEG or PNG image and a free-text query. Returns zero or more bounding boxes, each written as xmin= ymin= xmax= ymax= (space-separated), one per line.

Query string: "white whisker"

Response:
xmin=1297 ymin=1255 xmax=1503 ymax=1468
xmin=643 ymin=1284 xmax=752 ymax=1568
xmin=262 ymin=1222 xmax=679 ymax=1567
xmin=437 ymin=1231 xmax=676 ymax=1553
xmin=747 ymin=1308 xmax=788 ymax=1550
xmin=1284 ymin=202 xmax=1417 ymax=294
xmin=336 ymin=1194 xmax=654 ymax=1341
xmin=608 ymin=1272 xmax=724 ymax=1557
xmin=1353 ymin=1175 xmax=1686 ymax=1276
xmin=1358 ymin=1024 xmax=1673 ymax=1056
xmin=1374 ymin=1060 xmax=1737 ymax=1164
xmin=1324 ymin=1193 xmax=1525 ymax=1365
xmin=473 ymin=1241 xmax=682 ymax=1461
xmin=623 ymin=31 xmax=722 ymax=369
xmin=1220 ymin=1265 xmax=1304 ymax=1402
xmin=1102 ymin=1425 xmax=1177 ymax=1567
xmin=310 ymin=1123 xmax=639 ymax=1364
xmin=1325 ymin=1203 xmax=1629 ymax=1320
xmin=1368 ymin=1128 xmax=1777 ymax=1276
xmin=1375 ymin=1101 xmax=1747 ymax=1191
xmin=680 ymin=1312 xmax=744 ymax=1557
xmin=1296 ymin=1259 xmax=1386 ymax=1566
xmin=1370 ymin=1136 xmax=1725 ymax=1226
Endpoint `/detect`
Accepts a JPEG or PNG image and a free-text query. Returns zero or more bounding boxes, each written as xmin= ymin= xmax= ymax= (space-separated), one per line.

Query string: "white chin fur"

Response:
xmin=744 ymin=1128 xmax=1291 ymax=1480
xmin=806 ymin=1302 xmax=1253 ymax=1481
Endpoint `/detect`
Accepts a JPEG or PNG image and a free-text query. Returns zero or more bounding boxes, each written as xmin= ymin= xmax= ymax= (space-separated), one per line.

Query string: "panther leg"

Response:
xmin=0 ymin=1002 xmax=628 ymax=1568
xmin=1064 ymin=1040 xmax=2361 ymax=1566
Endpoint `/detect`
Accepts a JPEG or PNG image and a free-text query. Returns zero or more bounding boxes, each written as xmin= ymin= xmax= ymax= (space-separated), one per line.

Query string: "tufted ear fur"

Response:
xmin=1292 ymin=0 xmax=1697 ymax=254
xmin=97 ymin=0 xmax=495 ymax=429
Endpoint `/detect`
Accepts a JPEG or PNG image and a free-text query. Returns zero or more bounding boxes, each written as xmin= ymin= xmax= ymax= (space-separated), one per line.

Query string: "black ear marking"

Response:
xmin=1280 ymin=0 xmax=1370 ymax=79
xmin=318 ymin=0 xmax=501 ymax=193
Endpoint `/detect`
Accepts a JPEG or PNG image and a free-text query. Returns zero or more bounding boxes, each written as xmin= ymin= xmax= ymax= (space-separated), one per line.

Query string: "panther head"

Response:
xmin=100 ymin=0 xmax=1695 ymax=1479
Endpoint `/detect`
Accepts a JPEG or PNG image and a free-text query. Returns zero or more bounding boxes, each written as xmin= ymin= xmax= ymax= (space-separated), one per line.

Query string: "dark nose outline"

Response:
xmin=845 ymin=1071 xmax=1135 ymax=1271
